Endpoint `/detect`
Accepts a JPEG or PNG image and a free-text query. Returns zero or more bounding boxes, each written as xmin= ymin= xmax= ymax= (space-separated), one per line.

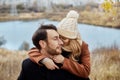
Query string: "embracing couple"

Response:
xmin=18 ymin=10 xmax=91 ymax=80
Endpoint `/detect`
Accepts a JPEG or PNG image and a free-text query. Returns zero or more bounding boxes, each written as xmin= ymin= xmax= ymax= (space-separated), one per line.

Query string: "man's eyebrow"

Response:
xmin=53 ymin=35 xmax=59 ymax=38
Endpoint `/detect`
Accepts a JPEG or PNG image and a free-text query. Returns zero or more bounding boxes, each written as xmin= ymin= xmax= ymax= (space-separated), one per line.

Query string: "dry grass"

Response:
xmin=0 ymin=12 xmax=45 ymax=22
xmin=90 ymin=47 xmax=120 ymax=80
xmin=0 ymin=9 xmax=120 ymax=28
xmin=0 ymin=48 xmax=28 ymax=80
xmin=0 ymin=46 xmax=120 ymax=80
xmin=79 ymin=10 xmax=120 ymax=28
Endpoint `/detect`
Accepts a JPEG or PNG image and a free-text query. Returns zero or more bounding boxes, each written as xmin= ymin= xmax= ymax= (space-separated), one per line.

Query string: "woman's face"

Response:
xmin=60 ymin=35 xmax=70 ymax=46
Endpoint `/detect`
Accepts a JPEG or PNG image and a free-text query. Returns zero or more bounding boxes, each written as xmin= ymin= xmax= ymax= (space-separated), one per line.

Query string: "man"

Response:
xmin=18 ymin=24 xmax=89 ymax=80
xmin=18 ymin=24 xmax=63 ymax=80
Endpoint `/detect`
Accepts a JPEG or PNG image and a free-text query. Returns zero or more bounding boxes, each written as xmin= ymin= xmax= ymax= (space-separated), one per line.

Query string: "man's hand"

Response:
xmin=41 ymin=58 xmax=59 ymax=70
xmin=53 ymin=55 xmax=64 ymax=64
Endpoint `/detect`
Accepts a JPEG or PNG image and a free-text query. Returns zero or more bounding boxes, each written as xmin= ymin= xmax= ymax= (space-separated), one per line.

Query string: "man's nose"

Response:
xmin=59 ymin=38 xmax=63 ymax=45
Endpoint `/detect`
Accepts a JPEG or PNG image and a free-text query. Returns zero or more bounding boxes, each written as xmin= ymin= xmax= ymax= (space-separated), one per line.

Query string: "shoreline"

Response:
xmin=0 ymin=11 xmax=120 ymax=29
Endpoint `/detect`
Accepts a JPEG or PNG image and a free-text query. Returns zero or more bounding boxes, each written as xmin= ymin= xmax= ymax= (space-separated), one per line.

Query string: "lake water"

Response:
xmin=0 ymin=19 xmax=120 ymax=51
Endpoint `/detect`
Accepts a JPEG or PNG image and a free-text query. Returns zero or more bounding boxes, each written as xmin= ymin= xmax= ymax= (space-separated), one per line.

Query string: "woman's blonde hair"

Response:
xmin=63 ymin=39 xmax=82 ymax=61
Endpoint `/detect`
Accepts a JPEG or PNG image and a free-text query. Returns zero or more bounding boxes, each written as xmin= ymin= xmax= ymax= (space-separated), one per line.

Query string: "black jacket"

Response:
xmin=18 ymin=58 xmax=90 ymax=80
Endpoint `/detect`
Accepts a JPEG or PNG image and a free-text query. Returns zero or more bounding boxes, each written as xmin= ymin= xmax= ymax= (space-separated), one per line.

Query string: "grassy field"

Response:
xmin=0 ymin=46 xmax=120 ymax=80
xmin=0 ymin=48 xmax=28 ymax=80
xmin=90 ymin=47 xmax=120 ymax=80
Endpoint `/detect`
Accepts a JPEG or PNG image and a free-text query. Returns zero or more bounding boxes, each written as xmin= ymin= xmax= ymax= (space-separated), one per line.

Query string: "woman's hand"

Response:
xmin=53 ymin=55 xmax=65 ymax=64
xmin=41 ymin=57 xmax=59 ymax=70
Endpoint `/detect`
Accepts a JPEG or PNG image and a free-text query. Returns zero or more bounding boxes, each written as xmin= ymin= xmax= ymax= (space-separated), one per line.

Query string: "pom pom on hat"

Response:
xmin=57 ymin=10 xmax=80 ymax=39
xmin=66 ymin=10 xmax=79 ymax=19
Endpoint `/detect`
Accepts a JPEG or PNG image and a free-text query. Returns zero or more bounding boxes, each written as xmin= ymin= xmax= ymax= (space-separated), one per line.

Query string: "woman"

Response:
xmin=28 ymin=10 xmax=90 ymax=78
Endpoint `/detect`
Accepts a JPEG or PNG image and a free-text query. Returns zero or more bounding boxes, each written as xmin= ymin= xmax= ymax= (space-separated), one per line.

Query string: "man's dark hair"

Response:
xmin=32 ymin=24 xmax=57 ymax=50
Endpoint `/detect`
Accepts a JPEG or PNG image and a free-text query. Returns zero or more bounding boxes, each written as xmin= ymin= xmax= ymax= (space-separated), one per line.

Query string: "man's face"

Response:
xmin=45 ymin=30 xmax=63 ymax=55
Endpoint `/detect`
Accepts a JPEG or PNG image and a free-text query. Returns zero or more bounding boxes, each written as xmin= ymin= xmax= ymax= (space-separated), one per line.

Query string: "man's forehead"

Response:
xmin=47 ymin=29 xmax=59 ymax=37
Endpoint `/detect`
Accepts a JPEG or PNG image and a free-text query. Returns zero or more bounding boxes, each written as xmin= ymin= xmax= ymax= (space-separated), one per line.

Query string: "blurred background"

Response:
xmin=0 ymin=0 xmax=120 ymax=80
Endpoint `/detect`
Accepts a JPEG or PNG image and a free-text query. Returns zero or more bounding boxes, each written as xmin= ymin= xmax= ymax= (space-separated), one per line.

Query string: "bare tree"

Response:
xmin=0 ymin=36 xmax=6 ymax=47
xmin=19 ymin=41 xmax=29 ymax=51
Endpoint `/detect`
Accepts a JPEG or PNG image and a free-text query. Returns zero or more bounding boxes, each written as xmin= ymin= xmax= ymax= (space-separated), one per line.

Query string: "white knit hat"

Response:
xmin=57 ymin=10 xmax=79 ymax=39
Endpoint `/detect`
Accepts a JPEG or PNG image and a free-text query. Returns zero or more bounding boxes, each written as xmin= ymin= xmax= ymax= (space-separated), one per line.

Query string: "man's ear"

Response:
xmin=39 ymin=40 xmax=46 ymax=48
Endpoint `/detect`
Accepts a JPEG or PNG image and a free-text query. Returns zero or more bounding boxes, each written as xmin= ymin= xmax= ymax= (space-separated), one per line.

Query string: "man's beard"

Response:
xmin=46 ymin=45 xmax=61 ymax=56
